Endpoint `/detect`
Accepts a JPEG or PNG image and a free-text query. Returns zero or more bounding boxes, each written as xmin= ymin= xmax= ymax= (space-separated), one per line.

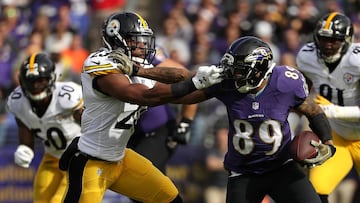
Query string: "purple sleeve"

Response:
xmin=274 ymin=66 xmax=308 ymax=107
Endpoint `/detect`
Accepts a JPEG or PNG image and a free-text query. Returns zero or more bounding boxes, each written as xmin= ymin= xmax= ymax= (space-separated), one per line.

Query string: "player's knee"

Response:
xmin=170 ymin=194 xmax=182 ymax=203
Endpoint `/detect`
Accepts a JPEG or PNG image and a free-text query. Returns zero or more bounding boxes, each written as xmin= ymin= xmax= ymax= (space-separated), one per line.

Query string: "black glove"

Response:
xmin=59 ymin=137 xmax=80 ymax=171
xmin=173 ymin=118 xmax=193 ymax=145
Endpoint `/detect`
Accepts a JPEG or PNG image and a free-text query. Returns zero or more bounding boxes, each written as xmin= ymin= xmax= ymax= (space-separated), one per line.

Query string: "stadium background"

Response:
xmin=0 ymin=0 xmax=360 ymax=202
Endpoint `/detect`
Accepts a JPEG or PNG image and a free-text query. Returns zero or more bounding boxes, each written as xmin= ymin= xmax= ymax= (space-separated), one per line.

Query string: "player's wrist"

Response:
xmin=327 ymin=144 xmax=336 ymax=156
xmin=180 ymin=117 xmax=193 ymax=124
xmin=131 ymin=63 xmax=140 ymax=76
xmin=308 ymin=113 xmax=332 ymax=142
xmin=170 ymin=79 xmax=197 ymax=98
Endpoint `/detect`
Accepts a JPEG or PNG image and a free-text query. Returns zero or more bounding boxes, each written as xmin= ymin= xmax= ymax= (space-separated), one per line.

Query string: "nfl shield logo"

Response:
xmin=252 ymin=102 xmax=259 ymax=110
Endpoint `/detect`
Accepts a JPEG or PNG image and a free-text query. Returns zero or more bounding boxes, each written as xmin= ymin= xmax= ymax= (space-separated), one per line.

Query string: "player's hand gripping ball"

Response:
xmin=289 ymin=131 xmax=320 ymax=164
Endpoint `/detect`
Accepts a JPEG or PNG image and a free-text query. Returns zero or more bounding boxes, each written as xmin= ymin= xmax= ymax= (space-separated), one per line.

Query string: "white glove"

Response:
xmin=192 ymin=65 xmax=224 ymax=89
xmin=14 ymin=145 xmax=34 ymax=168
xmin=303 ymin=140 xmax=336 ymax=168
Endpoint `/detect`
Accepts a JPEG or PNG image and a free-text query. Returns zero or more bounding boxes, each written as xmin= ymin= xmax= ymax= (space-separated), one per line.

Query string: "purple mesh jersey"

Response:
xmin=138 ymin=45 xmax=176 ymax=133
xmin=206 ymin=65 xmax=309 ymax=174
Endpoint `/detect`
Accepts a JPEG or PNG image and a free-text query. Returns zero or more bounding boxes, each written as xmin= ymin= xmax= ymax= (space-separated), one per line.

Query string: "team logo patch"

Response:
xmin=252 ymin=102 xmax=259 ymax=110
xmin=343 ymin=72 xmax=354 ymax=84
xmin=106 ymin=19 xmax=120 ymax=36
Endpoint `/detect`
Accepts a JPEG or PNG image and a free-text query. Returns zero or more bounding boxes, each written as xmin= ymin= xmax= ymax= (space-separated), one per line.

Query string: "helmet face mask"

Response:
xmin=19 ymin=53 xmax=56 ymax=102
xmin=102 ymin=12 xmax=156 ymax=65
xmin=221 ymin=36 xmax=274 ymax=93
xmin=314 ymin=12 xmax=353 ymax=63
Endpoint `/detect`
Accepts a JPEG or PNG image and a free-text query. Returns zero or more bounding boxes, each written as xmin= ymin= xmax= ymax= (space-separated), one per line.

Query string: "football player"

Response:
xmin=119 ymin=36 xmax=336 ymax=203
xmin=127 ymin=45 xmax=198 ymax=175
xmin=6 ymin=52 xmax=83 ymax=203
xmin=296 ymin=12 xmax=360 ymax=203
xmin=60 ymin=12 xmax=222 ymax=203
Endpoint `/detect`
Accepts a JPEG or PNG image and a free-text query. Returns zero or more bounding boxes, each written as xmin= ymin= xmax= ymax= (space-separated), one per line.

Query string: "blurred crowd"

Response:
xmin=0 ymin=0 xmax=360 ymax=202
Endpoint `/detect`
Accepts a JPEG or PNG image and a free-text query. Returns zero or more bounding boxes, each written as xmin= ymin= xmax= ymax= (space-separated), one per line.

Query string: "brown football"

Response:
xmin=289 ymin=130 xmax=320 ymax=162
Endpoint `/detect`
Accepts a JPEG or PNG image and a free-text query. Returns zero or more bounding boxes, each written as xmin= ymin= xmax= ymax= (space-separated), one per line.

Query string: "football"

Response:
xmin=289 ymin=131 xmax=320 ymax=163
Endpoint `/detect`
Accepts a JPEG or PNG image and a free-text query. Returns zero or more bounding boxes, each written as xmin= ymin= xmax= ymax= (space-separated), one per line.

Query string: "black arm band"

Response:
xmin=131 ymin=64 xmax=140 ymax=76
xmin=308 ymin=113 xmax=332 ymax=142
xmin=170 ymin=79 xmax=196 ymax=98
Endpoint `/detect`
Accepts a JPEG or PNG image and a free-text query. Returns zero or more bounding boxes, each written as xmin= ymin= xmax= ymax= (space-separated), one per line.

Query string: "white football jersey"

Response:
xmin=6 ymin=81 xmax=83 ymax=158
xmin=297 ymin=42 xmax=360 ymax=140
xmin=78 ymin=48 xmax=154 ymax=162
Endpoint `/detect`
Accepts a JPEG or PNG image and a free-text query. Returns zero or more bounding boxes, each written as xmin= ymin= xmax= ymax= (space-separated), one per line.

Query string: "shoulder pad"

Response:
xmin=6 ymin=87 xmax=26 ymax=116
xmin=346 ymin=43 xmax=360 ymax=68
xmin=83 ymin=49 xmax=121 ymax=77
xmin=296 ymin=43 xmax=317 ymax=70
xmin=57 ymin=82 xmax=84 ymax=110
xmin=274 ymin=66 xmax=309 ymax=96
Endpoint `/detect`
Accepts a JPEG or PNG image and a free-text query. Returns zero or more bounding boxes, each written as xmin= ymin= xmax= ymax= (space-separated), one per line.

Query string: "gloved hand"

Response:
xmin=192 ymin=65 xmax=224 ymax=89
xmin=14 ymin=145 xmax=34 ymax=168
xmin=108 ymin=49 xmax=138 ymax=76
xmin=173 ymin=118 xmax=192 ymax=145
xmin=303 ymin=140 xmax=336 ymax=168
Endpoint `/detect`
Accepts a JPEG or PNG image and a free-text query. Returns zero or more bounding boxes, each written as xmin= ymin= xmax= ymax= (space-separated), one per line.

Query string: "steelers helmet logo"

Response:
xmin=106 ymin=19 xmax=120 ymax=36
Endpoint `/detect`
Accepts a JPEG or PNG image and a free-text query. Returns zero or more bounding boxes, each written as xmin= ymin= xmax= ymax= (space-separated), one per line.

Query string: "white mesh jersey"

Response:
xmin=6 ymin=81 xmax=83 ymax=158
xmin=296 ymin=42 xmax=360 ymax=140
xmin=78 ymin=48 xmax=154 ymax=162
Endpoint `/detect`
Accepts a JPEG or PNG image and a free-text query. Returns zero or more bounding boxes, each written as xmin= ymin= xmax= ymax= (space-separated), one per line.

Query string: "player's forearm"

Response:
xmin=320 ymin=105 xmax=360 ymax=121
xmin=180 ymin=104 xmax=198 ymax=120
xmin=136 ymin=64 xmax=192 ymax=84
xmin=296 ymin=97 xmax=332 ymax=142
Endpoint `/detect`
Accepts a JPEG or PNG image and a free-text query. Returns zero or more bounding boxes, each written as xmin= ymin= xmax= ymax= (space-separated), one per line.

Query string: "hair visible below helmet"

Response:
xmin=220 ymin=36 xmax=275 ymax=93
xmin=19 ymin=52 xmax=56 ymax=101
xmin=314 ymin=12 xmax=353 ymax=63
xmin=102 ymin=12 xmax=156 ymax=65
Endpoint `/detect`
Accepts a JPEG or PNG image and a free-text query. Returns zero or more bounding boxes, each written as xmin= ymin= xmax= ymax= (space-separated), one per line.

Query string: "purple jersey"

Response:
xmin=138 ymin=105 xmax=176 ymax=133
xmin=205 ymin=65 xmax=309 ymax=174
xmin=137 ymin=45 xmax=175 ymax=133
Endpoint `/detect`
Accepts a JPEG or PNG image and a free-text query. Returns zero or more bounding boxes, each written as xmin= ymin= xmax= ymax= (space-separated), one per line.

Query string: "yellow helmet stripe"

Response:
xmin=28 ymin=52 xmax=38 ymax=74
xmin=324 ymin=12 xmax=339 ymax=29
xmin=134 ymin=12 xmax=148 ymax=28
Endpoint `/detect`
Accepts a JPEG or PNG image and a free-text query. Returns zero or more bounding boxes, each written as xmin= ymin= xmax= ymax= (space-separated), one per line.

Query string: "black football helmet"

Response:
xmin=102 ymin=12 xmax=156 ymax=64
xmin=314 ymin=12 xmax=353 ymax=63
xmin=220 ymin=36 xmax=275 ymax=93
xmin=19 ymin=52 xmax=56 ymax=101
